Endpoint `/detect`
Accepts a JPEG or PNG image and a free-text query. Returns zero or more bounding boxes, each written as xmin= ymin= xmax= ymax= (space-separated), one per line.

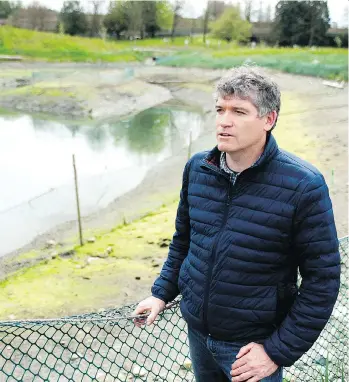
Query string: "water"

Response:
xmin=0 ymin=106 xmax=203 ymax=256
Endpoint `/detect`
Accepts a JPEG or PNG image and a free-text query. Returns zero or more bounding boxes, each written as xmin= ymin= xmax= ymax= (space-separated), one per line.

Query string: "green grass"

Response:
xmin=0 ymin=26 xmax=347 ymax=80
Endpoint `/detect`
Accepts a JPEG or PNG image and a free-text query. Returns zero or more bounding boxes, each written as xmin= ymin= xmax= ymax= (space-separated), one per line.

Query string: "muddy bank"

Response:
xmin=0 ymin=66 xmax=347 ymax=286
xmin=0 ymin=63 xmax=223 ymax=119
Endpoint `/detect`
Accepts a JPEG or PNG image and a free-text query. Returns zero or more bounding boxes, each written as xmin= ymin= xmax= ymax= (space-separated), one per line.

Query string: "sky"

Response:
xmin=17 ymin=0 xmax=348 ymax=27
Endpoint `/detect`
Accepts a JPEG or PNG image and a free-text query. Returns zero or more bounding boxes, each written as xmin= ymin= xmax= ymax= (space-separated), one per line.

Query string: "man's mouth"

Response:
xmin=219 ymin=133 xmax=232 ymax=137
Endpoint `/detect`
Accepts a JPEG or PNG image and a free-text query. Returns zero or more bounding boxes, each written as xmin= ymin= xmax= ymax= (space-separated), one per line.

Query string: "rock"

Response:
xmin=152 ymin=264 xmax=160 ymax=268
xmin=132 ymin=366 xmax=147 ymax=377
xmin=16 ymin=78 xmax=30 ymax=88
xmin=46 ymin=239 xmax=57 ymax=248
xmin=59 ymin=250 xmax=75 ymax=258
xmin=106 ymin=246 xmax=113 ymax=255
xmin=158 ymin=238 xmax=171 ymax=248
xmin=87 ymin=256 xmax=100 ymax=264
xmin=181 ymin=359 xmax=192 ymax=371
xmin=87 ymin=237 xmax=96 ymax=243
xmin=51 ymin=251 xmax=59 ymax=259
xmin=135 ymin=277 xmax=141 ymax=281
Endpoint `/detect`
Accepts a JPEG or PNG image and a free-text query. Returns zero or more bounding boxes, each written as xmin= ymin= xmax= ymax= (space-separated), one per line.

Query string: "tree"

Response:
xmin=0 ymin=1 xmax=13 ymax=19
xmin=171 ymin=0 xmax=184 ymax=41
xmin=244 ymin=0 xmax=254 ymax=22
xmin=60 ymin=1 xmax=88 ymax=36
xmin=10 ymin=1 xmax=56 ymax=31
xmin=142 ymin=1 xmax=159 ymax=38
xmin=89 ymin=0 xmax=104 ymax=37
xmin=265 ymin=4 xmax=272 ymax=22
xmin=274 ymin=1 xmax=330 ymax=46
xmin=2 ymin=1 xmax=22 ymax=21
xmin=203 ymin=1 xmax=210 ymax=44
xmin=203 ymin=1 xmax=226 ymax=43
xmin=156 ymin=1 xmax=173 ymax=31
xmin=210 ymin=6 xmax=252 ymax=43
xmin=26 ymin=1 xmax=53 ymax=31
xmin=103 ymin=1 xmax=129 ymax=39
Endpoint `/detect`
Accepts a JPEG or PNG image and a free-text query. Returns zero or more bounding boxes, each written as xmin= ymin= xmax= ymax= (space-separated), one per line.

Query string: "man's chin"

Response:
xmin=217 ymin=142 xmax=236 ymax=152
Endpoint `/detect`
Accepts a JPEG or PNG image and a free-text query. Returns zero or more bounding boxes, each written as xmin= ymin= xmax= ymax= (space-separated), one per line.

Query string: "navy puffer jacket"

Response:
xmin=152 ymin=134 xmax=340 ymax=367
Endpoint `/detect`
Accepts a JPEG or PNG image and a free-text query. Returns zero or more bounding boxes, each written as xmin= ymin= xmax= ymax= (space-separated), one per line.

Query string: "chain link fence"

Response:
xmin=0 ymin=237 xmax=347 ymax=382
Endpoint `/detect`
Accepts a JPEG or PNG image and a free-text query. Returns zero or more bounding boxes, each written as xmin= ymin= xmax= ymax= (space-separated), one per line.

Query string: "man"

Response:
xmin=133 ymin=66 xmax=341 ymax=382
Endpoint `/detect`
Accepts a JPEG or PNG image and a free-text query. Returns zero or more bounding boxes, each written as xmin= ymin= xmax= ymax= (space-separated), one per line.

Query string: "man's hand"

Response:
xmin=230 ymin=342 xmax=278 ymax=382
xmin=132 ymin=296 xmax=166 ymax=327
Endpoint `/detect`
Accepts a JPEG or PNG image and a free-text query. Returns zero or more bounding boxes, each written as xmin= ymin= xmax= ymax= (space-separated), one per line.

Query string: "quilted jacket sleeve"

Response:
xmin=263 ymin=174 xmax=341 ymax=366
xmin=151 ymin=159 xmax=191 ymax=303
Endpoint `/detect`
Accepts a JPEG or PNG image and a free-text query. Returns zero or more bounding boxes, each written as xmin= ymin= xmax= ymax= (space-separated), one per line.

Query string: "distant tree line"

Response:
xmin=0 ymin=0 xmax=347 ymax=47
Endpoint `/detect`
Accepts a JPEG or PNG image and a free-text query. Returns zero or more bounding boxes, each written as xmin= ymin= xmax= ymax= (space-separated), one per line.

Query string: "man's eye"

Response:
xmin=235 ymin=110 xmax=245 ymax=115
xmin=216 ymin=108 xmax=223 ymax=113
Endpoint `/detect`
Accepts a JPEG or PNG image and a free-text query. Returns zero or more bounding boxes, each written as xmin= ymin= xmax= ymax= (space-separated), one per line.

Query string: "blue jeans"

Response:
xmin=188 ymin=327 xmax=283 ymax=382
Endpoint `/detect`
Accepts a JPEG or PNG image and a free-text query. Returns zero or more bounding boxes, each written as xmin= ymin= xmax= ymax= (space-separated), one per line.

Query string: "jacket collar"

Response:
xmin=202 ymin=134 xmax=279 ymax=172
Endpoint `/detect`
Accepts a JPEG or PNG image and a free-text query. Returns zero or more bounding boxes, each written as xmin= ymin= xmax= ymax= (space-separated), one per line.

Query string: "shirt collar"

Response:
xmin=220 ymin=152 xmax=260 ymax=175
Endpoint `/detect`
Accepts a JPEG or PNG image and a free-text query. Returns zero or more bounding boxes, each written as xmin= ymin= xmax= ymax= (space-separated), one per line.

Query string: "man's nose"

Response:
xmin=219 ymin=111 xmax=234 ymax=127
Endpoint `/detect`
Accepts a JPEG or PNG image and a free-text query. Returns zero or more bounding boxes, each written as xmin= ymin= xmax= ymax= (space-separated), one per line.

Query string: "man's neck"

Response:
xmin=225 ymin=137 xmax=267 ymax=173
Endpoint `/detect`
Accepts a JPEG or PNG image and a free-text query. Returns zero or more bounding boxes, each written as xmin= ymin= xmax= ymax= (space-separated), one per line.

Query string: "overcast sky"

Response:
xmin=18 ymin=0 xmax=348 ymax=27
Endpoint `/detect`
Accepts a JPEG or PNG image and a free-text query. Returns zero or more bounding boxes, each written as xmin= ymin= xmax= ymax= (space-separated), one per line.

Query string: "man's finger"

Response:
xmin=230 ymin=370 xmax=253 ymax=382
xmin=230 ymin=364 xmax=250 ymax=377
xmin=236 ymin=342 xmax=255 ymax=359
xmin=132 ymin=304 xmax=149 ymax=316
xmin=231 ymin=355 xmax=248 ymax=370
xmin=146 ymin=309 xmax=159 ymax=325
xmin=246 ymin=378 xmax=259 ymax=382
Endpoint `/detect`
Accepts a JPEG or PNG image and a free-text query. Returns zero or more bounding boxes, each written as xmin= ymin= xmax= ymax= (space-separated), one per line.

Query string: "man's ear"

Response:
xmin=264 ymin=111 xmax=278 ymax=132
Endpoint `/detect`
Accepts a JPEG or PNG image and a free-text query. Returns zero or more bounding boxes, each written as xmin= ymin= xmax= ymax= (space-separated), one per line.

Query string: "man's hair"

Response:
xmin=214 ymin=66 xmax=281 ymax=130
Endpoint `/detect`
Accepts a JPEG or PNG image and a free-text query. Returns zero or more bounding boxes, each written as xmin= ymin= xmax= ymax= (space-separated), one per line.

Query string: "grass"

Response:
xmin=0 ymin=26 xmax=347 ymax=80
xmin=0 ymin=201 xmax=178 ymax=319
xmin=3 ymin=84 xmax=77 ymax=98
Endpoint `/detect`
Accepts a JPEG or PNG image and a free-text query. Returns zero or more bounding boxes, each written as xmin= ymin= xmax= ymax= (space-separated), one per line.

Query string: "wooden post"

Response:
xmin=73 ymin=154 xmax=83 ymax=247
xmin=188 ymin=131 xmax=192 ymax=160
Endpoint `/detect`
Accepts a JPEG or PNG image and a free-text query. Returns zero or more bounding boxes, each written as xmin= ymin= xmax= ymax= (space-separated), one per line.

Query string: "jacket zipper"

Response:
xmin=202 ymin=168 xmax=239 ymax=335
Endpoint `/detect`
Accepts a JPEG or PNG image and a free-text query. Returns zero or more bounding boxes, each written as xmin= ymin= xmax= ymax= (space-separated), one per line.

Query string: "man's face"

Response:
xmin=215 ymin=95 xmax=274 ymax=154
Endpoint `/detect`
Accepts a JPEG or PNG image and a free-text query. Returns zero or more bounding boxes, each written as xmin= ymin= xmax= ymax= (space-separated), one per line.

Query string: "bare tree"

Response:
xmin=257 ymin=0 xmax=263 ymax=22
xmin=203 ymin=1 xmax=225 ymax=43
xmin=171 ymin=0 xmax=184 ymax=41
xmin=203 ymin=0 xmax=210 ymax=44
xmin=89 ymin=0 xmax=104 ymax=37
xmin=265 ymin=4 xmax=272 ymax=22
xmin=11 ymin=1 xmax=56 ymax=31
xmin=244 ymin=0 xmax=254 ymax=22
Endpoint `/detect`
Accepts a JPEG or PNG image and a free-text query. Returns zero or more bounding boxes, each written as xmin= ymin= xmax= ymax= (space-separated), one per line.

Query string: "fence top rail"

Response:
xmin=0 ymin=300 xmax=179 ymax=327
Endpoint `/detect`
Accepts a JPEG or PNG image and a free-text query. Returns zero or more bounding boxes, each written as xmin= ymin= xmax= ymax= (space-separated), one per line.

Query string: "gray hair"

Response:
xmin=215 ymin=66 xmax=281 ymax=129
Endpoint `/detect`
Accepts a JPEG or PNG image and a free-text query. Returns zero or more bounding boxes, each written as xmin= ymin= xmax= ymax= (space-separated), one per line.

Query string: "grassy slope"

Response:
xmin=0 ymin=26 xmax=347 ymax=80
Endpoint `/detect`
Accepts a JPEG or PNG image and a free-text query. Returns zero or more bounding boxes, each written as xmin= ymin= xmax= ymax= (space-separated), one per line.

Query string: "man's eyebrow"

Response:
xmin=215 ymin=104 xmax=249 ymax=111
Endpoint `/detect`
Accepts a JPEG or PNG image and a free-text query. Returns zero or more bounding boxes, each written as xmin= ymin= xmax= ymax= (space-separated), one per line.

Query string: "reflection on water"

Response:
xmin=0 ymin=105 xmax=203 ymax=255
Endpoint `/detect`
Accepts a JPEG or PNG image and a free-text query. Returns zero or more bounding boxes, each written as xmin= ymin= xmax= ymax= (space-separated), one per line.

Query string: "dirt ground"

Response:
xmin=0 ymin=63 xmax=347 ymax=314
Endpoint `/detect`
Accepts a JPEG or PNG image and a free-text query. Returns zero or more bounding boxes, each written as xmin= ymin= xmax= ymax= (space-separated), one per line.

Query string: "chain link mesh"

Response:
xmin=0 ymin=237 xmax=347 ymax=382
